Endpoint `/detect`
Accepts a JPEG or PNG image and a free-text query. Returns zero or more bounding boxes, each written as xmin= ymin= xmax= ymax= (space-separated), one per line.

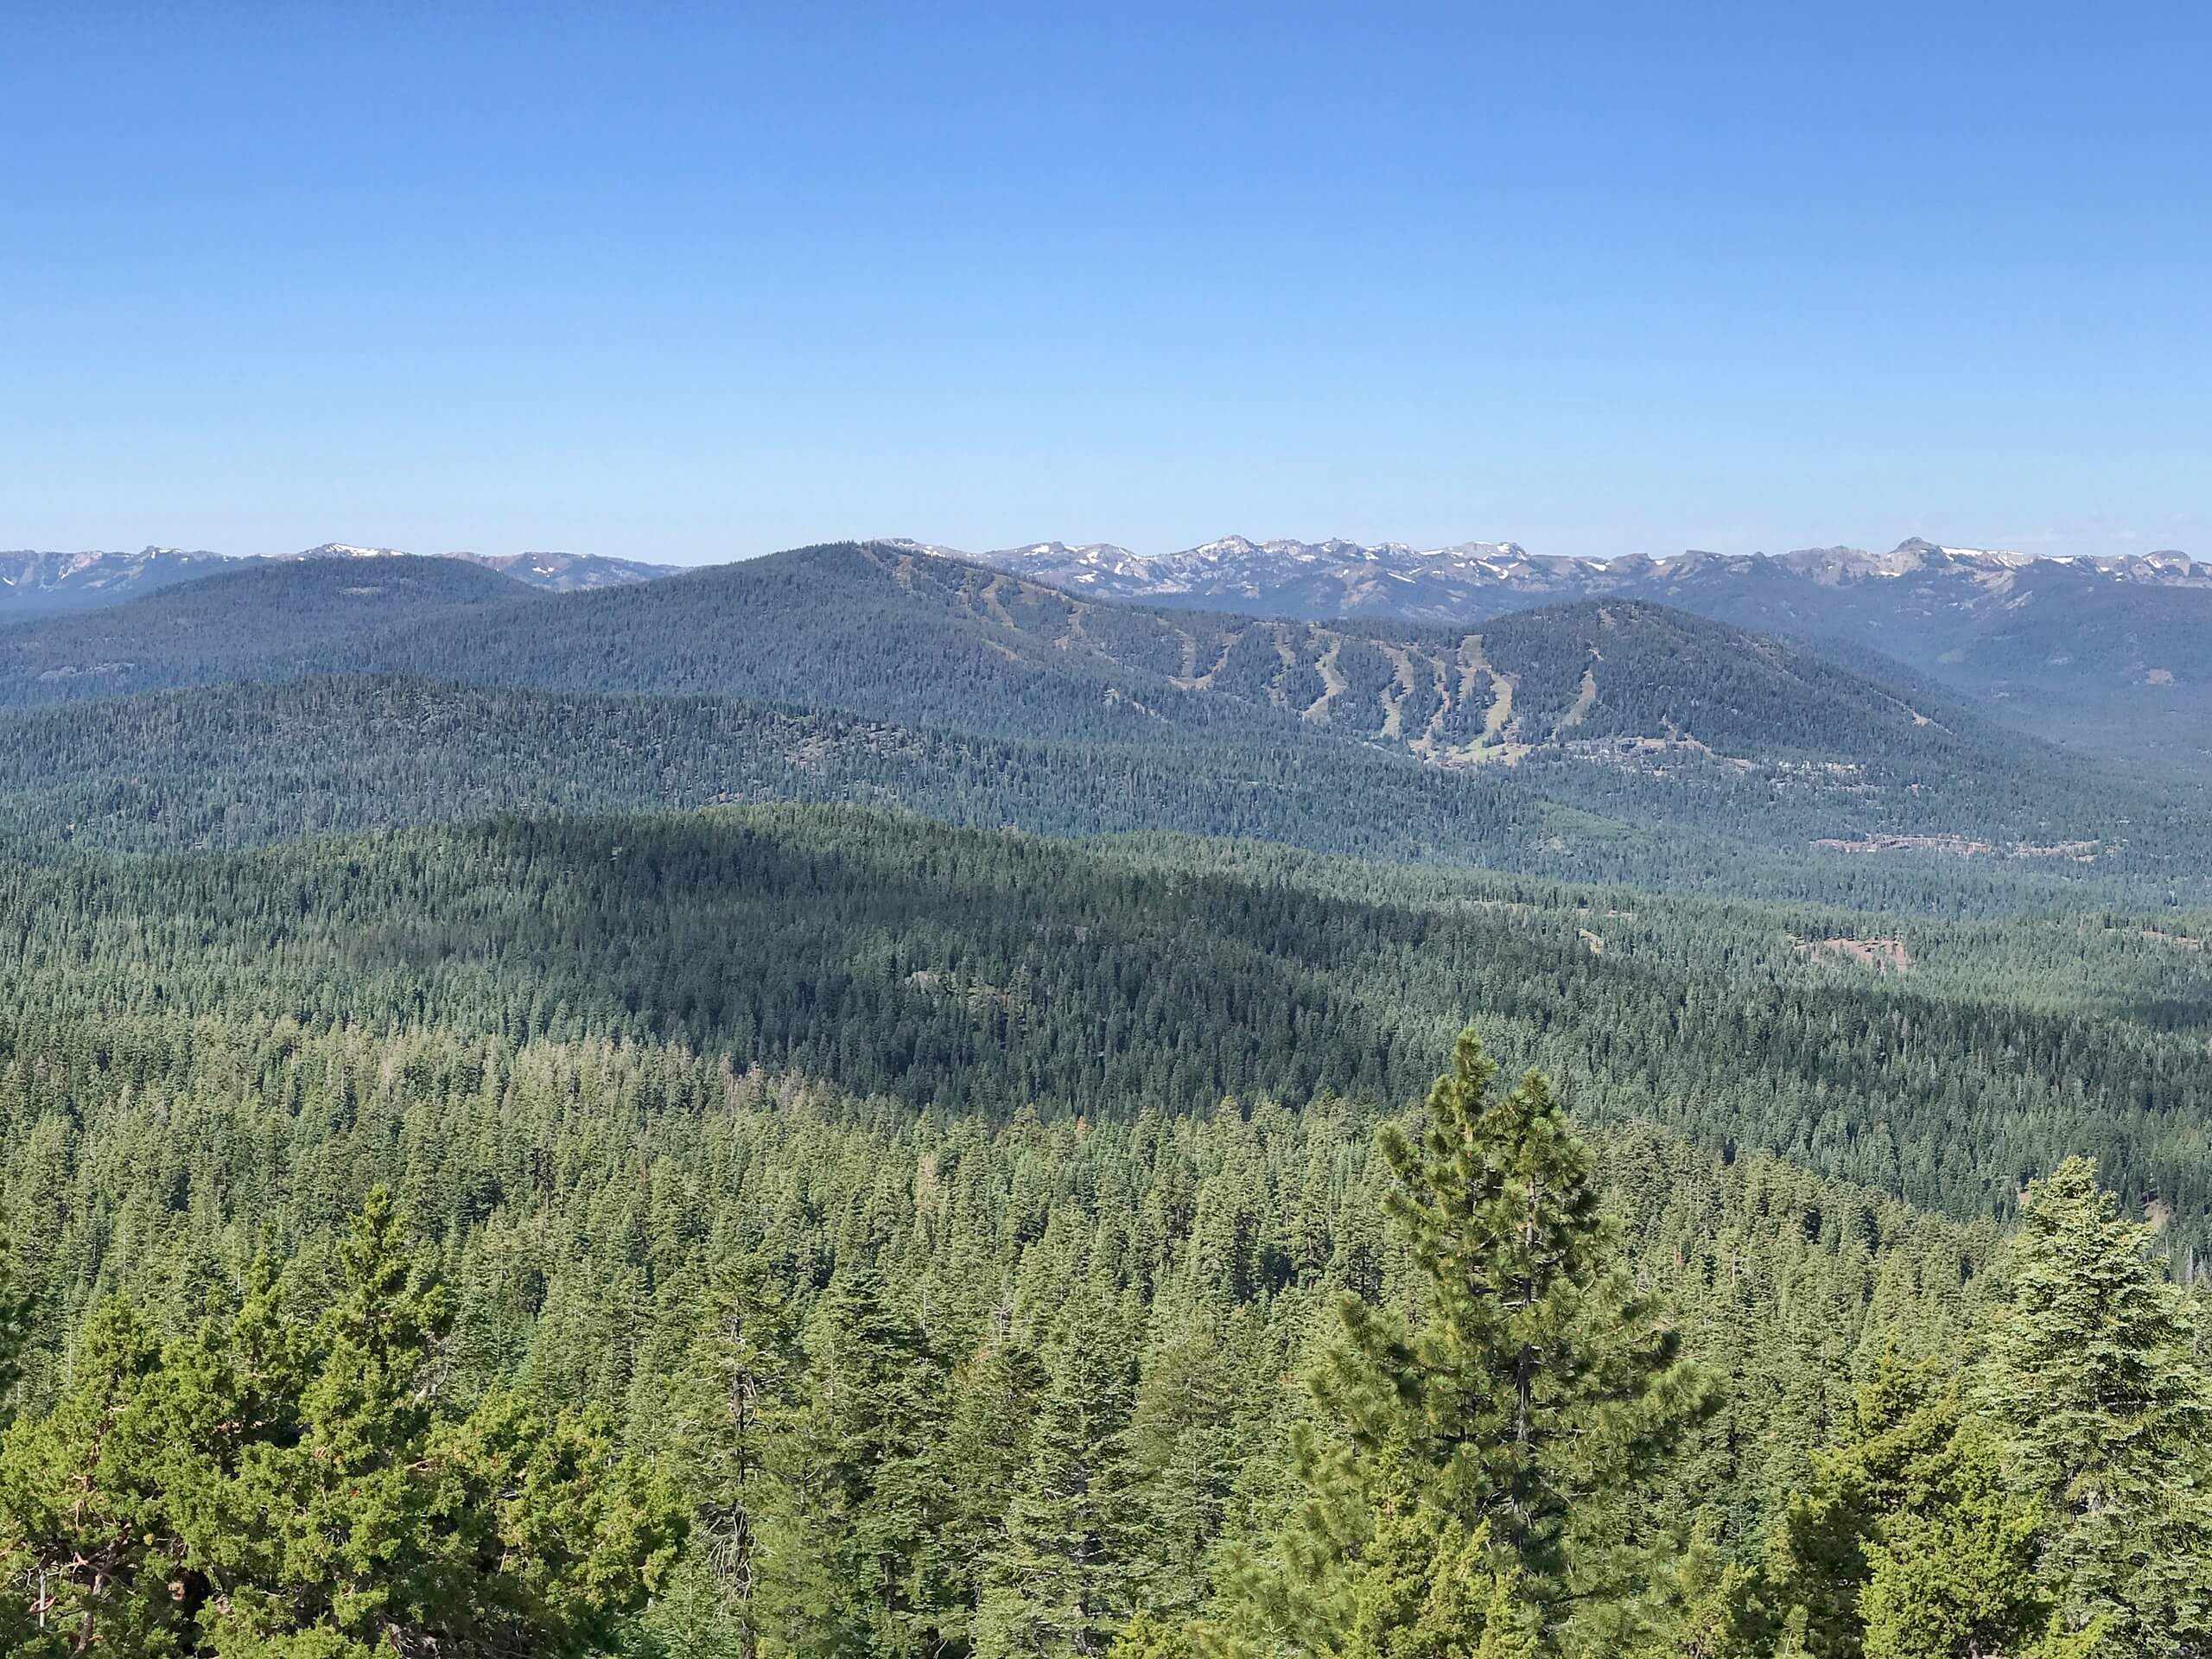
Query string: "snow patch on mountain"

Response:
xmin=957 ymin=534 xmax=2208 ymax=624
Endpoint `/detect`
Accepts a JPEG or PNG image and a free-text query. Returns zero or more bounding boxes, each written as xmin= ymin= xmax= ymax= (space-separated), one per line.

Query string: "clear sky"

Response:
xmin=5 ymin=2 xmax=2206 ymax=564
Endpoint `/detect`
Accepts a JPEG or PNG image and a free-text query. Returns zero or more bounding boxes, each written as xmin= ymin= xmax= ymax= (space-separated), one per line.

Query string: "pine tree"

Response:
xmin=213 ymin=1185 xmax=458 ymax=1646
xmin=0 ymin=1188 xmax=683 ymax=1657
xmin=1979 ymin=1156 xmax=2212 ymax=1656
xmin=944 ymin=1310 xmax=1048 ymax=1648
xmin=1757 ymin=1346 xmax=2060 ymax=1659
xmin=0 ymin=1300 xmax=184 ymax=1656
xmin=976 ymin=1286 xmax=1148 ymax=1657
xmin=777 ymin=1268 xmax=957 ymax=1656
xmin=1758 ymin=1348 xmax=1945 ymax=1659
xmin=1131 ymin=1313 xmax=1251 ymax=1618
xmin=0 ymin=1218 xmax=31 ymax=1419
xmin=644 ymin=1263 xmax=799 ymax=1659
xmin=1216 ymin=1028 xmax=1710 ymax=1658
xmin=628 ymin=1554 xmax=750 ymax=1659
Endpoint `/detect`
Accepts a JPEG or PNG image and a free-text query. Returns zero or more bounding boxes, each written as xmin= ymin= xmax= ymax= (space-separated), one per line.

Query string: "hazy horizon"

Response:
xmin=8 ymin=528 xmax=2201 ymax=569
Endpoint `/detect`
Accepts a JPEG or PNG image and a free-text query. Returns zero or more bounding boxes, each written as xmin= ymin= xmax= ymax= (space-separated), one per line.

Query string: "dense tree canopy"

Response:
xmin=0 ymin=1022 xmax=2194 ymax=1655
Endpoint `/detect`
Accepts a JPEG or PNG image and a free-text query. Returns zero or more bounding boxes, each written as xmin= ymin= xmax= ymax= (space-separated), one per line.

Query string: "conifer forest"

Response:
xmin=0 ymin=541 xmax=2206 ymax=1658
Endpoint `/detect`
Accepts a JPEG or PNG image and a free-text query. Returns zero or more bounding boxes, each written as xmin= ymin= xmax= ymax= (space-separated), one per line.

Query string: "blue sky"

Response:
xmin=4 ymin=2 xmax=2206 ymax=564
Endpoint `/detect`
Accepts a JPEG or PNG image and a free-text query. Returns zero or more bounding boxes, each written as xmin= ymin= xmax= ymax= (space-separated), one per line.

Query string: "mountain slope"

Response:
xmin=423 ymin=545 xmax=2014 ymax=768
xmin=0 ymin=673 xmax=1596 ymax=874
xmin=17 ymin=532 xmax=2200 ymax=771
xmin=378 ymin=539 xmax=1282 ymax=747
xmin=0 ymin=542 xmax=2187 ymax=883
xmin=0 ymin=542 xmax=678 ymax=614
xmin=0 ymin=539 xmax=2031 ymax=771
xmin=0 ymin=555 xmax=539 ymax=703
xmin=0 ymin=546 xmax=231 ymax=613
xmin=985 ymin=535 xmax=2212 ymax=772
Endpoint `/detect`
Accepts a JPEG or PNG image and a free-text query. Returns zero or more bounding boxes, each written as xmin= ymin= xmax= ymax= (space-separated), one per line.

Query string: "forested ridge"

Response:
xmin=10 ymin=675 xmax=2210 ymax=916
xmin=3 ymin=804 xmax=2208 ymax=1257
xmin=0 ymin=542 xmax=2114 ymax=791
xmin=0 ymin=672 xmax=1923 ymax=890
xmin=0 ymin=544 xmax=2208 ymax=1654
xmin=4 ymin=541 xmax=2211 ymax=910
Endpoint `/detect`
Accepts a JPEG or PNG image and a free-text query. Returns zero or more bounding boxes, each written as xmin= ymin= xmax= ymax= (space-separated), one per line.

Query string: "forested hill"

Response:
xmin=0 ymin=555 xmax=537 ymax=702
xmin=6 ymin=803 xmax=2207 ymax=1258
xmin=0 ymin=543 xmax=2183 ymax=888
xmin=0 ymin=542 xmax=2057 ymax=769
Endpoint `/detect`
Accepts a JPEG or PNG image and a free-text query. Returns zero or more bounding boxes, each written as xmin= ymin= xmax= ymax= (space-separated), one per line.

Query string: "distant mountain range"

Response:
xmin=944 ymin=536 xmax=2212 ymax=776
xmin=9 ymin=531 xmax=2209 ymax=779
xmin=0 ymin=547 xmax=227 ymax=613
xmin=17 ymin=532 xmax=2202 ymax=621
xmin=0 ymin=542 xmax=2182 ymax=887
xmin=0 ymin=542 xmax=677 ymax=612
xmin=963 ymin=534 xmax=2206 ymax=620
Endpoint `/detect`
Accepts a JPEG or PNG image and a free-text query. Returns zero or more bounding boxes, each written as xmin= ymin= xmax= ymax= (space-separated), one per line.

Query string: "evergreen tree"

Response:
xmin=0 ymin=1221 xmax=30 ymax=1418
xmin=1855 ymin=1420 xmax=2083 ymax=1659
xmin=776 ymin=1268 xmax=957 ymax=1656
xmin=638 ymin=1266 xmax=799 ymax=1659
xmin=1756 ymin=1347 xmax=2061 ymax=1659
xmin=0 ymin=1188 xmax=683 ymax=1657
xmin=207 ymin=1188 xmax=458 ymax=1648
xmin=1131 ymin=1313 xmax=1253 ymax=1618
xmin=976 ymin=1286 xmax=1148 ymax=1657
xmin=628 ymin=1554 xmax=750 ymax=1659
xmin=945 ymin=1310 xmax=1048 ymax=1647
xmin=1216 ymin=1029 xmax=1710 ymax=1658
xmin=1979 ymin=1156 xmax=2212 ymax=1656
xmin=0 ymin=1300 xmax=183 ymax=1655
xmin=1109 ymin=1607 xmax=1201 ymax=1659
xmin=705 ymin=1272 xmax=798 ymax=1646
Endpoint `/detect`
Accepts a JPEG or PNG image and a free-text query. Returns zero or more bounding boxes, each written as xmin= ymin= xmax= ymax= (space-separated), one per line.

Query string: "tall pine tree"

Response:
xmin=1979 ymin=1157 xmax=2212 ymax=1656
xmin=976 ymin=1285 xmax=1148 ymax=1658
xmin=638 ymin=1263 xmax=800 ymax=1659
xmin=1215 ymin=1029 xmax=1710 ymax=1658
xmin=775 ymin=1268 xmax=957 ymax=1657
